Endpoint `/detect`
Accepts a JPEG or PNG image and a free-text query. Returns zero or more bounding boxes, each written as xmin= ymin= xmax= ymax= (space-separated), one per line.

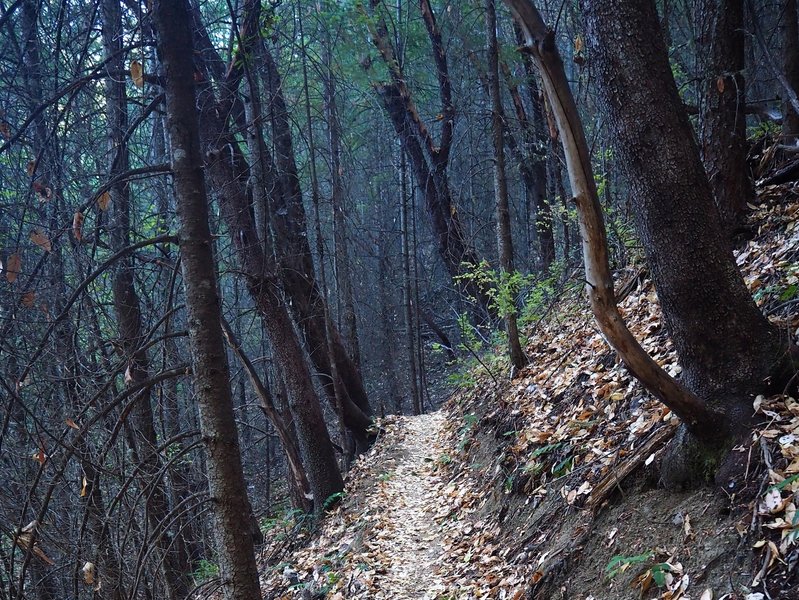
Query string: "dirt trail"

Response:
xmin=371 ymin=412 xmax=449 ymax=598
xmin=264 ymin=410 xmax=523 ymax=598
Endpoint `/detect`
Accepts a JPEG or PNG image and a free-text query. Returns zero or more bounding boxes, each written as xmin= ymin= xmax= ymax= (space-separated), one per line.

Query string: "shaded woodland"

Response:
xmin=0 ymin=0 xmax=798 ymax=598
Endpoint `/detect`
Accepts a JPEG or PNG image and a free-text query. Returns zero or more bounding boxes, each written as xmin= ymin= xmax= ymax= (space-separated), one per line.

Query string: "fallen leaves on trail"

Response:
xmin=258 ymin=178 xmax=799 ymax=600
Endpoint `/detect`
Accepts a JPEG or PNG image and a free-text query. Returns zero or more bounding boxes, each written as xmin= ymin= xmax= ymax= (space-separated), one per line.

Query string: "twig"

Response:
xmin=588 ymin=424 xmax=677 ymax=512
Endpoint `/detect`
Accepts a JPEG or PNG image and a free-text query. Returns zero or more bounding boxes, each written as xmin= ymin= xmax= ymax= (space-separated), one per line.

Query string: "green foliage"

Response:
xmin=324 ymin=491 xmax=346 ymax=510
xmin=748 ymin=120 xmax=779 ymax=141
xmin=260 ymin=507 xmax=311 ymax=541
xmin=455 ymin=260 xmax=533 ymax=322
xmin=456 ymin=413 xmax=478 ymax=452
xmin=191 ymin=559 xmax=219 ymax=584
xmin=605 ymin=551 xmax=654 ymax=579
xmin=768 ymin=473 xmax=799 ymax=493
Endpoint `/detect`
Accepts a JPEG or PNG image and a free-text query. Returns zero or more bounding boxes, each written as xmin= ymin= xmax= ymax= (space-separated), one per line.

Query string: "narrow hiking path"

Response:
xmin=263 ymin=411 xmax=525 ymax=600
xmin=369 ymin=412 xmax=449 ymax=598
xmin=263 ymin=411 xmax=527 ymax=598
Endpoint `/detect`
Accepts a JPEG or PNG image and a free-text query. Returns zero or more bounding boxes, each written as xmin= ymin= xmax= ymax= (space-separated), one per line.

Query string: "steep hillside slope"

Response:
xmin=260 ymin=184 xmax=799 ymax=599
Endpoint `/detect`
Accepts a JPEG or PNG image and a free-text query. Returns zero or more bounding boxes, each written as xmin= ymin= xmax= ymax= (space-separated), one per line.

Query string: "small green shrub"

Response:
xmin=191 ymin=559 xmax=219 ymax=583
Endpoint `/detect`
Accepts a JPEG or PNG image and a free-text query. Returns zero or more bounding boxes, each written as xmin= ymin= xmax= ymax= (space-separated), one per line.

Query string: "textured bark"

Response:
xmin=324 ymin=45 xmax=361 ymax=370
xmin=366 ymin=0 xmax=489 ymax=317
xmin=102 ymin=1 xmax=191 ymax=596
xmin=487 ymin=0 xmax=526 ymax=370
xmin=784 ymin=0 xmax=799 ymax=141
xmin=259 ymin=44 xmax=375 ymax=444
xmin=151 ymin=1 xmax=263 ymax=598
xmin=506 ymin=0 xmax=723 ymax=439
xmin=186 ymin=8 xmax=373 ymax=451
xmin=198 ymin=92 xmax=346 ymax=511
xmin=187 ymin=5 xmax=345 ymax=507
xmin=699 ymin=0 xmax=753 ymax=230
xmin=513 ymin=27 xmax=555 ymax=270
xmin=400 ymin=149 xmax=421 ymax=415
xmin=581 ymin=0 xmax=796 ymax=430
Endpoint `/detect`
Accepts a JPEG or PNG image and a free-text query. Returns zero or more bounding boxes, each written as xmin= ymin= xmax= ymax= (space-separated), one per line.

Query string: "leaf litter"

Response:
xmin=259 ymin=172 xmax=799 ymax=598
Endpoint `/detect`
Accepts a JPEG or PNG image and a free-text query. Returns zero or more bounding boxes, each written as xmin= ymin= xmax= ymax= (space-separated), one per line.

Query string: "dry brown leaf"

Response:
xmin=82 ymin=562 xmax=96 ymax=585
xmin=72 ymin=211 xmax=84 ymax=241
xmin=26 ymin=160 xmax=36 ymax=177
xmin=5 ymin=253 xmax=21 ymax=283
xmin=97 ymin=191 xmax=111 ymax=211
xmin=32 ymin=181 xmax=52 ymax=200
xmin=130 ymin=60 xmax=144 ymax=88
xmin=21 ymin=291 xmax=35 ymax=308
xmin=65 ymin=418 xmax=79 ymax=430
xmin=30 ymin=229 xmax=52 ymax=253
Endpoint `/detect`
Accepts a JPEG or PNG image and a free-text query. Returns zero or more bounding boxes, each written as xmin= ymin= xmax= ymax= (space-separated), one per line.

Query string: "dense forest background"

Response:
xmin=0 ymin=0 xmax=797 ymax=597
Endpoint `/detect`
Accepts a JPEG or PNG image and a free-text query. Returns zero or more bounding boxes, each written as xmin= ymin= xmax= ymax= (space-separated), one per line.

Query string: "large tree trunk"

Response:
xmin=101 ymin=1 xmax=192 ymax=596
xmin=188 ymin=0 xmax=345 ymax=508
xmin=699 ymin=0 xmax=753 ymax=230
xmin=151 ymin=1 xmax=263 ymax=597
xmin=580 ymin=0 xmax=796 ymax=432
xmin=506 ymin=0 xmax=719 ymax=443
xmin=323 ymin=42 xmax=361 ymax=371
xmin=512 ymin=28 xmax=555 ymax=270
xmin=783 ymin=0 xmax=799 ymax=142
xmin=486 ymin=0 xmax=527 ymax=370
xmin=259 ymin=43 xmax=375 ymax=448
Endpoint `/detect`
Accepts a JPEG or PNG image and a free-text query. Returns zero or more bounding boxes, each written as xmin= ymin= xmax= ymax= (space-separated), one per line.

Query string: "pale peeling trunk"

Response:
xmin=504 ymin=0 xmax=723 ymax=439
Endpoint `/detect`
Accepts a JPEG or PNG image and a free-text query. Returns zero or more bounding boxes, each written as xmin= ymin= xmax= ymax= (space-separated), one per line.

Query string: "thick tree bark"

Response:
xmin=323 ymin=42 xmax=361 ymax=370
xmin=186 ymin=7 xmax=374 ymax=452
xmin=512 ymin=27 xmax=555 ymax=270
xmin=220 ymin=318 xmax=312 ymax=512
xmin=699 ymin=0 xmax=753 ymax=229
xmin=400 ymin=149 xmax=421 ymax=414
xmin=487 ymin=0 xmax=527 ymax=370
xmin=259 ymin=43 xmax=375 ymax=447
xmin=579 ymin=0 xmax=796 ymax=431
xmin=151 ymin=1 xmax=263 ymax=598
xmin=102 ymin=1 xmax=191 ymax=596
xmin=197 ymin=89 xmax=346 ymax=511
xmin=783 ymin=0 xmax=799 ymax=142
xmin=505 ymin=0 xmax=723 ymax=441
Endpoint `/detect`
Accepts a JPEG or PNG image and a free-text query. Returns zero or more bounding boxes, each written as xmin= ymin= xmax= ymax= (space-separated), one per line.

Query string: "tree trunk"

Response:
xmin=487 ymin=0 xmax=527 ymax=370
xmin=580 ymin=0 xmax=796 ymax=432
xmin=323 ymin=41 xmax=361 ymax=371
xmin=783 ymin=0 xmax=799 ymax=142
xmin=699 ymin=0 xmax=753 ymax=230
xmin=366 ymin=0 xmax=490 ymax=318
xmin=259 ymin=43 xmax=375 ymax=448
xmin=400 ymin=149 xmax=421 ymax=414
xmin=151 ymin=1 xmax=263 ymax=597
xmin=506 ymin=0 xmax=723 ymax=441
xmin=102 ymin=1 xmax=192 ymax=596
xmin=513 ymin=28 xmax=555 ymax=271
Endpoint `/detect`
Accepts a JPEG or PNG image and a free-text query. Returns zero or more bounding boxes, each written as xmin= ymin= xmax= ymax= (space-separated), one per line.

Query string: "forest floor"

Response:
xmin=261 ymin=169 xmax=799 ymax=599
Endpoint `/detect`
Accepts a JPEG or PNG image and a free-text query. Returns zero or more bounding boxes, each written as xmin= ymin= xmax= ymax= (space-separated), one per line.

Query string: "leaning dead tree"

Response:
xmin=503 ymin=0 xmax=720 ymax=435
